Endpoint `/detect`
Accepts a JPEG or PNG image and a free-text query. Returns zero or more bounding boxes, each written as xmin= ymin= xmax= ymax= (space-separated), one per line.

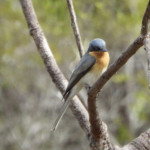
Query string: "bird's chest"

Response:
xmin=82 ymin=69 xmax=104 ymax=86
xmin=82 ymin=51 xmax=109 ymax=86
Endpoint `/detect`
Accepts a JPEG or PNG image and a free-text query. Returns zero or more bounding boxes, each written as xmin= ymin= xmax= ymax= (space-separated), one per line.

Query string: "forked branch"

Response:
xmin=20 ymin=0 xmax=150 ymax=149
xmin=88 ymin=0 xmax=150 ymax=149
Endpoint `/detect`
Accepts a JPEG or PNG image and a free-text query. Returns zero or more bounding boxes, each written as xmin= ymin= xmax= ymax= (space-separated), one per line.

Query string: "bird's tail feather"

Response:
xmin=51 ymin=96 xmax=71 ymax=131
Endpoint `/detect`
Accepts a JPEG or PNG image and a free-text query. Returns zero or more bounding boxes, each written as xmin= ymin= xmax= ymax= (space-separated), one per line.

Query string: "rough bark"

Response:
xmin=19 ymin=0 xmax=150 ymax=149
xmin=87 ymin=1 xmax=150 ymax=149
xmin=19 ymin=0 xmax=91 ymax=139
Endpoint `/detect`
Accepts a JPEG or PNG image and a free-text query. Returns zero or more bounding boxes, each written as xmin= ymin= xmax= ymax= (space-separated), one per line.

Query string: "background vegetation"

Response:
xmin=0 ymin=0 xmax=149 ymax=149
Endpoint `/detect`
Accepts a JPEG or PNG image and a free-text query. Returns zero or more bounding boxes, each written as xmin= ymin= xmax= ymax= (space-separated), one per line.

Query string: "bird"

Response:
xmin=52 ymin=38 xmax=110 ymax=131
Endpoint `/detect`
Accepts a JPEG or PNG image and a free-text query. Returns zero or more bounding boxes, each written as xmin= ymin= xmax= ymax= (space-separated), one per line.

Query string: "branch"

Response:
xmin=88 ymin=36 xmax=143 ymax=150
xmin=141 ymin=0 xmax=150 ymax=36
xmin=88 ymin=89 xmax=113 ymax=150
xmin=20 ymin=0 xmax=150 ymax=150
xmin=66 ymin=0 xmax=84 ymax=58
xmin=19 ymin=0 xmax=91 ymax=138
xmin=121 ymin=128 xmax=150 ymax=150
xmin=144 ymin=33 xmax=150 ymax=89
xmin=89 ymin=36 xmax=143 ymax=95
xmin=87 ymin=0 xmax=150 ymax=149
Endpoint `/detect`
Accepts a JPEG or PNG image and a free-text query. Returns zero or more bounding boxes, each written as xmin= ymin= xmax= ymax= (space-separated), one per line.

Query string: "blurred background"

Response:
xmin=0 ymin=0 xmax=150 ymax=150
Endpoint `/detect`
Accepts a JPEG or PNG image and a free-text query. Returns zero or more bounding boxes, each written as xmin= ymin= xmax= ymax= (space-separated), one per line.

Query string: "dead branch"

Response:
xmin=66 ymin=0 xmax=84 ymax=58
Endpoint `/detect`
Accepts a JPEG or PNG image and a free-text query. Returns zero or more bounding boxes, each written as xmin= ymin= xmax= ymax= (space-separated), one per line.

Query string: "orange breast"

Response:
xmin=89 ymin=51 xmax=110 ymax=72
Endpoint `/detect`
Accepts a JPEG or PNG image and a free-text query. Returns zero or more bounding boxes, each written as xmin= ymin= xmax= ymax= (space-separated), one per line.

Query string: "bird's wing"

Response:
xmin=63 ymin=53 xmax=96 ymax=98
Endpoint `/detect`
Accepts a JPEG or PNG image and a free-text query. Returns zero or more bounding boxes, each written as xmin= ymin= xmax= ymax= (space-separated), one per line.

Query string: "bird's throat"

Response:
xmin=89 ymin=51 xmax=110 ymax=70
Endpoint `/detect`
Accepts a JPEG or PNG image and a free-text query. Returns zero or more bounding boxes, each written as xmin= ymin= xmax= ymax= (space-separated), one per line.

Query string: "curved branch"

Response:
xmin=89 ymin=36 xmax=143 ymax=95
xmin=66 ymin=0 xmax=84 ymax=58
xmin=19 ymin=0 xmax=90 ymax=138
xmin=88 ymin=36 xmax=143 ymax=149
xmin=87 ymin=0 xmax=150 ymax=149
xmin=20 ymin=0 xmax=150 ymax=150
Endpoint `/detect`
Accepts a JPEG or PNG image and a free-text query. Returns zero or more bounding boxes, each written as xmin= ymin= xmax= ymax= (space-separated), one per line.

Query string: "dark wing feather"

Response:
xmin=63 ymin=53 xmax=96 ymax=98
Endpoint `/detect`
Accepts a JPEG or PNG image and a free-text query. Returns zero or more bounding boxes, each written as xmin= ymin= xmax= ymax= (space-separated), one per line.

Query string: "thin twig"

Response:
xmin=66 ymin=0 xmax=84 ymax=58
xmin=141 ymin=0 xmax=150 ymax=36
xmin=144 ymin=33 xmax=150 ymax=89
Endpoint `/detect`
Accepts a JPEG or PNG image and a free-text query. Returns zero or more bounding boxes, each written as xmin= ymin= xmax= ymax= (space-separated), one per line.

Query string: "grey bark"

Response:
xmin=19 ymin=0 xmax=150 ymax=149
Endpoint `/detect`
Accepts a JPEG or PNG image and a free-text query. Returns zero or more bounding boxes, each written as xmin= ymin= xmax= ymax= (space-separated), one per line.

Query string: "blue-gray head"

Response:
xmin=88 ymin=38 xmax=107 ymax=52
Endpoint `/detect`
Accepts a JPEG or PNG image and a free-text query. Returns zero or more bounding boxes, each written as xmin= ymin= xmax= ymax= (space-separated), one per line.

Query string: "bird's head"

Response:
xmin=87 ymin=38 xmax=107 ymax=52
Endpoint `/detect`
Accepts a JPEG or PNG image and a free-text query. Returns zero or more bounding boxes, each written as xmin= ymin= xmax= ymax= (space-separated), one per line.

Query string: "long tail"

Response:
xmin=51 ymin=96 xmax=71 ymax=131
